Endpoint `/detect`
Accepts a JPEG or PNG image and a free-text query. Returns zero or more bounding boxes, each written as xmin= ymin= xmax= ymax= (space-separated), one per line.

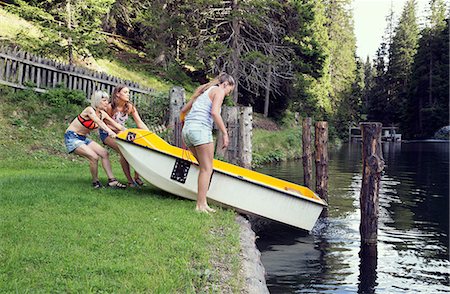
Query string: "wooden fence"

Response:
xmin=0 ymin=46 xmax=154 ymax=106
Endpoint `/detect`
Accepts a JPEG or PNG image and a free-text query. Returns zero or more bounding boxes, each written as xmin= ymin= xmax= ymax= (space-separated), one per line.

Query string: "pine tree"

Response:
xmin=404 ymin=0 xmax=448 ymax=138
xmin=385 ymin=0 xmax=419 ymax=125
xmin=287 ymin=0 xmax=332 ymax=118
xmin=367 ymin=42 xmax=389 ymax=122
xmin=326 ymin=0 xmax=357 ymax=111
xmin=12 ymin=0 xmax=115 ymax=63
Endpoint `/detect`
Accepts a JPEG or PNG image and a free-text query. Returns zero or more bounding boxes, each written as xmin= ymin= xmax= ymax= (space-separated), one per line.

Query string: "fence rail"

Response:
xmin=0 ymin=46 xmax=154 ymax=106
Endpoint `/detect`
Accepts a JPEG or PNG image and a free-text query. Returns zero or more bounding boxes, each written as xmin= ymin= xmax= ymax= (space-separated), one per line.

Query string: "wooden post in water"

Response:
xmin=315 ymin=121 xmax=328 ymax=216
xmin=302 ymin=117 xmax=313 ymax=188
xmin=168 ymin=86 xmax=185 ymax=147
xmin=359 ymin=122 xmax=384 ymax=248
xmin=239 ymin=106 xmax=253 ymax=169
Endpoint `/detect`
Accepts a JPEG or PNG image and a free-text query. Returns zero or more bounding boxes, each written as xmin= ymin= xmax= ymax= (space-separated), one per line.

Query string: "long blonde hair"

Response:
xmin=191 ymin=72 xmax=235 ymax=100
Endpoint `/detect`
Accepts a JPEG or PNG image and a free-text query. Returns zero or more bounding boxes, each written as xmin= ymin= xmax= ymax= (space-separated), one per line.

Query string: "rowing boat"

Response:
xmin=116 ymin=129 xmax=327 ymax=231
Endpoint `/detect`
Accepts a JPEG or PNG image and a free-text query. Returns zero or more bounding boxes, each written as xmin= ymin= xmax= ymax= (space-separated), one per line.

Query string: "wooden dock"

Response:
xmin=349 ymin=126 xmax=401 ymax=142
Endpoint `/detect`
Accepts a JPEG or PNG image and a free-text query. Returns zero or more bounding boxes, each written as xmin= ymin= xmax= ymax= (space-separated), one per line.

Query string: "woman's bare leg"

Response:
xmin=104 ymin=136 xmax=134 ymax=184
xmin=190 ymin=143 xmax=216 ymax=213
xmin=87 ymin=141 xmax=115 ymax=179
xmin=74 ymin=144 xmax=101 ymax=182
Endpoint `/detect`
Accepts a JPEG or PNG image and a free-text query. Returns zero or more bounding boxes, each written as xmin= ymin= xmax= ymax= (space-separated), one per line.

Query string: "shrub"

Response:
xmin=138 ymin=91 xmax=169 ymax=127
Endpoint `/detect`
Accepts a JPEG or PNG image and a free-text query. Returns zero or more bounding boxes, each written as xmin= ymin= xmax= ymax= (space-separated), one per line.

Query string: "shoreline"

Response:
xmin=236 ymin=215 xmax=269 ymax=293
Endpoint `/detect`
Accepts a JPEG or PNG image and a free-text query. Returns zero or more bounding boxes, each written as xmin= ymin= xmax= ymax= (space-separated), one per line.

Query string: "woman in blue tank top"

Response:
xmin=180 ymin=73 xmax=235 ymax=213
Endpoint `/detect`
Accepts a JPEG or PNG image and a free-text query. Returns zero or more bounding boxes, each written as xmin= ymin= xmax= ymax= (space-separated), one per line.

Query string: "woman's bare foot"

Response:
xmin=196 ymin=205 xmax=216 ymax=213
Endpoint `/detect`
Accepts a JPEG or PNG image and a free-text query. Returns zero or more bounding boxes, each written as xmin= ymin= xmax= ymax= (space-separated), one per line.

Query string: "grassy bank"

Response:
xmin=0 ymin=8 xmax=177 ymax=93
xmin=0 ymin=89 xmax=242 ymax=292
xmin=252 ymin=127 xmax=302 ymax=166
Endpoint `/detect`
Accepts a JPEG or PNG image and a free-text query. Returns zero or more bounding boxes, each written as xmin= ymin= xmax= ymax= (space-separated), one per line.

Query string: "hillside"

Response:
xmin=0 ymin=7 xmax=191 ymax=94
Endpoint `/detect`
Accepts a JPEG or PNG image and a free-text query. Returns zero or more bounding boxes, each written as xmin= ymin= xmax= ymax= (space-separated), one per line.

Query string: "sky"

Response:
xmin=352 ymin=0 xmax=430 ymax=60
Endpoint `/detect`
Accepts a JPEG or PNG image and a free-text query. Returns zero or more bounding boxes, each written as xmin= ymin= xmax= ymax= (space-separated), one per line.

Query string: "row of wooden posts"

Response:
xmin=301 ymin=118 xmax=384 ymax=251
xmin=170 ymin=87 xmax=383 ymax=249
xmin=0 ymin=46 xmax=153 ymax=107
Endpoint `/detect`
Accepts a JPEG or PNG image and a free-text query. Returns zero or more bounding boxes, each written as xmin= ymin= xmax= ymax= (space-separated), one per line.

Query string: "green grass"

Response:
xmin=96 ymin=58 xmax=172 ymax=92
xmin=0 ymin=92 xmax=242 ymax=292
xmin=0 ymin=8 xmax=42 ymax=40
xmin=252 ymin=128 xmax=302 ymax=166
xmin=0 ymin=8 xmax=175 ymax=94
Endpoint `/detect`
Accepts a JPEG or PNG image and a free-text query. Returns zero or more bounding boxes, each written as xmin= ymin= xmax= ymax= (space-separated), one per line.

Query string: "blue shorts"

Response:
xmin=98 ymin=128 xmax=109 ymax=143
xmin=182 ymin=123 xmax=213 ymax=148
xmin=64 ymin=130 xmax=92 ymax=153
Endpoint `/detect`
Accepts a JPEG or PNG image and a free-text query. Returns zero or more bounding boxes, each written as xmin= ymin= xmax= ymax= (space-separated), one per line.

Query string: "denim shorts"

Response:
xmin=182 ymin=123 xmax=213 ymax=147
xmin=98 ymin=128 xmax=109 ymax=143
xmin=64 ymin=130 xmax=92 ymax=153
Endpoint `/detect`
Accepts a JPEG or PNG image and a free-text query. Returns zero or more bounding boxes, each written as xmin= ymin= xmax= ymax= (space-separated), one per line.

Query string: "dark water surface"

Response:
xmin=255 ymin=142 xmax=449 ymax=293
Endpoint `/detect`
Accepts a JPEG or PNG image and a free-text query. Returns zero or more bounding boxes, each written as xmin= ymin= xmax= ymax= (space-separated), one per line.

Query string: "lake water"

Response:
xmin=255 ymin=142 xmax=449 ymax=293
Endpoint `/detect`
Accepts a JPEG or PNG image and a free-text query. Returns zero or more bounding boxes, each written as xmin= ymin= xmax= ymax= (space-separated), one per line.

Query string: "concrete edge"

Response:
xmin=236 ymin=214 xmax=269 ymax=294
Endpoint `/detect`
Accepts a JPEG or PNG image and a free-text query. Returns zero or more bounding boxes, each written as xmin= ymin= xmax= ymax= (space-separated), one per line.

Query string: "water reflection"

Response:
xmin=255 ymin=142 xmax=449 ymax=293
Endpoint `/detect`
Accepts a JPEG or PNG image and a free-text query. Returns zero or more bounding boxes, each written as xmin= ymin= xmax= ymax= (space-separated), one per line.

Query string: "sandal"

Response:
xmin=107 ymin=178 xmax=127 ymax=189
xmin=134 ymin=177 xmax=145 ymax=186
xmin=128 ymin=181 xmax=138 ymax=188
xmin=92 ymin=180 xmax=103 ymax=189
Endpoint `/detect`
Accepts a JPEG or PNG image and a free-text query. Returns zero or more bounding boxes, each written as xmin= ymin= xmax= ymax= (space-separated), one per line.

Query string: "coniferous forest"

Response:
xmin=4 ymin=0 xmax=449 ymax=139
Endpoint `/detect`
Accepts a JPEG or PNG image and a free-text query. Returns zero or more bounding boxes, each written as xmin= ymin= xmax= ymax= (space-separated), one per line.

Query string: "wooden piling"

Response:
xmin=239 ymin=106 xmax=253 ymax=169
xmin=302 ymin=117 xmax=313 ymax=188
xmin=168 ymin=86 xmax=185 ymax=147
xmin=359 ymin=122 xmax=384 ymax=247
xmin=216 ymin=106 xmax=239 ymax=163
xmin=315 ymin=121 xmax=328 ymax=216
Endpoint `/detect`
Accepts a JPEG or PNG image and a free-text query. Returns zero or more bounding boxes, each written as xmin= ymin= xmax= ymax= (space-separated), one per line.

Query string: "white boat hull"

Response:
xmin=116 ymin=130 xmax=326 ymax=231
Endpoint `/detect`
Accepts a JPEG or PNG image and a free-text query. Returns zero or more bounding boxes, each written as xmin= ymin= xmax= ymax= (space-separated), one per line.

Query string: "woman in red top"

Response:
xmin=64 ymin=90 xmax=127 ymax=189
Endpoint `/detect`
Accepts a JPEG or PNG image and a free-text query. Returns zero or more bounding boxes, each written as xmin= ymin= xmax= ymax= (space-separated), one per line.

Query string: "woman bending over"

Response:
xmin=64 ymin=90 xmax=127 ymax=189
xmin=180 ymin=73 xmax=235 ymax=213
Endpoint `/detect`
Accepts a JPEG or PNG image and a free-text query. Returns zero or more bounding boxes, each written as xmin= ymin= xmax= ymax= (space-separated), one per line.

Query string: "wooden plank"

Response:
xmin=82 ymin=78 xmax=87 ymax=93
xmin=0 ymin=79 xmax=46 ymax=93
xmin=52 ymin=70 xmax=57 ymax=87
xmin=5 ymin=58 xmax=11 ymax=82
xmin=0 ymin=56 xmax=4 ymax=80
xmin=17 ymin=52 xmax=25 ymax=85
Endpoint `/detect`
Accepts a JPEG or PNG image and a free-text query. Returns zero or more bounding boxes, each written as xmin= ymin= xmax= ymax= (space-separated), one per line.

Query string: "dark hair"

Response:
xmin=111 ymin=84 xmax=133 ymax=114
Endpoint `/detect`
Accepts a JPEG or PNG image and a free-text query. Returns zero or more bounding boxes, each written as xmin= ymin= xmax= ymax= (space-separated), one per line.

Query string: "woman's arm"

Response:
xmin=210 ymin=88 xmax=229 ymax=148
xmin=85 ymin=107 xmax=118 ymax=138
xmin=103 ymin=111 xmax=127 ymax=133
xmin=130 ymin=106 xmax=149 ymax=130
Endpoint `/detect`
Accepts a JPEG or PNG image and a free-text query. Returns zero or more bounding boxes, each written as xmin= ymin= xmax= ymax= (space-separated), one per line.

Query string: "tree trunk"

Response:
xmin=231 ymin=0 xmax=240 ymax=104
xmin=66 ymin=0 xmax=73 ymax=65
xmin=263 ymin=63 xmax=272 ymax=117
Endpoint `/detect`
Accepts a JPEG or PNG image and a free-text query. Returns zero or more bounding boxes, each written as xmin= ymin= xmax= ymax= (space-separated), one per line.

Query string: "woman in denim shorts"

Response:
xmin=180 ymin=73 xmax=235 ymax=213
xmin=64 ymin=90 xmax=127 ymax=189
